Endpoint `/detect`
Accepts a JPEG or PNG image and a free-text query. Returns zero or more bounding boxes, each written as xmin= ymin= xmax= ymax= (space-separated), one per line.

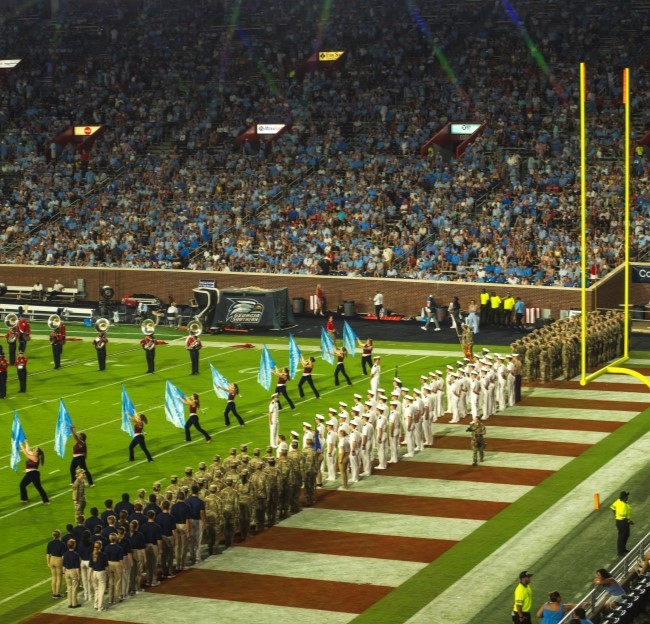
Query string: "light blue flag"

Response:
xmin=321 ymin=326 xmax=335 ymax=365
xmin=121 ymin=385 xmax=135 ymax=437
xmin=54 ymin=399 xmax=74 ymax=458
xmin=165 ymin=380 xmax=186 ymax=429
xmin=258 ymin=345 xmax=276 ymax=391
xmin=210 ymin=364 xmax=230 ymax=399
xmin=343 ymin=321 xmax=357 ymax=357
xmin=288 ymin=335 xmax=302 ymax=380
xmin=10 ymin=411 xmax=26 ymax=472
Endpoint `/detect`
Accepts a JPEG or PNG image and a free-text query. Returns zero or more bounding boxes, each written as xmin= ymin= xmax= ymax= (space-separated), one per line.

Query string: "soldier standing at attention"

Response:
xmin=204 ymin=484 xmax=223 ymax=555
xmin=264 ymin=457 xmax=280 ymax=528
xmin=237 ymin=469 xmax=253 ymax=541
xmin=72 ymin=469 xmax=87 ymax=518
xmin=220 ymin=476 xmax=239 ymax=549
xmin=467 ymin=416 xmax=487 ymax=466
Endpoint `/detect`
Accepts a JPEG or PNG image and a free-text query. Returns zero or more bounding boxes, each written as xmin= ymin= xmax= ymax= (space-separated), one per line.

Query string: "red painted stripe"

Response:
xmin=150 ymin=568 xmax=392 ymax=613
xmin=244 ymin=526 xmax=456 ymax=563
xmin=521 ymin=396 xmax=647 ymax=411
xmin=385 ymin=460 xmax=552 ymax=486
xmin=433 ymin=435 xmax=589 ymax=456
xmin=525 ymin=380 xmax=650 ymax=393
xmin=314 ymin=489 xmax=508 ymax=520
xmin=467 ymin=415 xmax=623 ymax=432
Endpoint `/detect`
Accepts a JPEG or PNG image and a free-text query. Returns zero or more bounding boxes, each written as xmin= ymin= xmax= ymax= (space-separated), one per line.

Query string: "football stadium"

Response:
xmin=2 ymin=1 xmax=650 ymax=624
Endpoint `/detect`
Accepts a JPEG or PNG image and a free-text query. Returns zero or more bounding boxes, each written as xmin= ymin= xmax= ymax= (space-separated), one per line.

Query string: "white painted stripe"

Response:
xmin=44 ymin=592 xmax=357 ymax=624
xmin=587 ymin=373 xmax=649 ymax=385
xmin=502 ymin=406 xmax=634 ymax=421
xmin=405 ymin=420 xmax=650 ymax=624
xmin=433 ymin=424 xmax=607 ymax=445
xmin=280 ymin=507 xmax=483 ymax=541
xmin=345 ymin=475 xmax=532 ymax=503
xmin=0 ymin=578 xmax=50 ymax=606
xmin=406 ymin=447 xmax=571 ymax=471
xmin=202 ymin=546 xmax=425 ymax=586
xmin=524 ymin=387 xmax=650 ymax=403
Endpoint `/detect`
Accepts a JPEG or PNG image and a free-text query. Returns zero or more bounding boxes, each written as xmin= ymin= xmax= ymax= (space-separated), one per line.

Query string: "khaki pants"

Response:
xmin=49 ymin=556 xmax=63 ymax=596
xmin=64 ymin=568 xmax=80 ymax=606
xmin=174 ymin=525 xmax=188 ymax=570
xmin=107 ymin=561 xmax=121 ymax=603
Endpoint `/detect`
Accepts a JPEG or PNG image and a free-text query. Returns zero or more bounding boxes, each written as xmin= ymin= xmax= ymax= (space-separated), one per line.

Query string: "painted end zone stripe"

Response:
xmin=526 ymin=379 xmax=650 ymax=393
xmin=22 ymin=616 xmax=139 ymax=624
xmin=149 ymin=568 xmax=392 ymax=613
xmin=315 ymin=490 xmax=508 ymax=520
xmin=244 ymin=527 xmax=457 ymax=563
xmin=521 ymin=396 xmax=648 ymax=411
xmin=385 ymin=461 xmax=552 ymax=486
xmin=433 ymin=436 xmax=590 ymax=457
xmin=349 ymin=402 xmax=650 ymax=624
xmin=478 ymin=414 xmax=622 ymax=432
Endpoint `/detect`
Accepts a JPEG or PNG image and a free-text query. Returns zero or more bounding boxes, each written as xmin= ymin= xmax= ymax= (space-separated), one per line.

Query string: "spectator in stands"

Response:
xmin=46 ymin=280 xmax=64 ymax=301
xmin=570 ymin=607 xmax=593 ymax=624
xmin=31 ymin=282 xmax=43 ymax=301
xmin=593 ymin=569 xmax=626 ymax=610
xmin=536 ymin=591 xmax=578 ymax=624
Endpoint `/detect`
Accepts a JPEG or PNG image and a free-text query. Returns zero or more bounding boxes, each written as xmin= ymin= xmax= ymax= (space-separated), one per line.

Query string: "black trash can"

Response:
xmin=343 ymin=300 xmax=356 ymax=317
xmin=437 ymin=306 xmax=448 ymax=323
xmin=292 ymin=297 xmax=305 ymax=314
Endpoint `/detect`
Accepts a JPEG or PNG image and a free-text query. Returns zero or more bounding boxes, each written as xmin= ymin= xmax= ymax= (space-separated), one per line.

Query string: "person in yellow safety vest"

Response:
xmin=479 ymin=288 xmax=490 ymax=327
xmin=610 ymin=491 xmax=633 ymax=556
xmin=489 ymin=292 xmax=501 ymax=327
xmin=502 ymin=292 xmax=516 ymax=327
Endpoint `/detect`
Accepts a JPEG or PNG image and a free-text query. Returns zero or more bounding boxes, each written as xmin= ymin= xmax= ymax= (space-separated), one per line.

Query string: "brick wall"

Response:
xmin=2 ymin=263 xmax=646 ymax=319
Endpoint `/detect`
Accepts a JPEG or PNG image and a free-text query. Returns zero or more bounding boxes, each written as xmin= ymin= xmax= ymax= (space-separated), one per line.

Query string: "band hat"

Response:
xmin=302 ymin=422 xmax=312 ymax=428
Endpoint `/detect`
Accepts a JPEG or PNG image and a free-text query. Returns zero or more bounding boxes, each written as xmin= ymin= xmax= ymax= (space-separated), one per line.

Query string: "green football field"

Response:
xmin=0 ymin=321 xmax=467 ymax=624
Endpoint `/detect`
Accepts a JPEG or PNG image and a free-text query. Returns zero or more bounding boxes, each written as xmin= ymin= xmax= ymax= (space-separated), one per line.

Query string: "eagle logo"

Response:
xmin=226 ymin=298 xmax=265 ymax=324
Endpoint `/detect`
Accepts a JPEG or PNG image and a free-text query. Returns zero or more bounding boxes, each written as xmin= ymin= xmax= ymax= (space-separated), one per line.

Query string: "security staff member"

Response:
xmin=489 ymin=292 xmax=502 ymax=327
xmin=610 ymin=491 xmax=633 ymax=556
xmin=479 ymin=288 xmax=490 ymax=327
xmin=512 ymin=570 xmax=533 ymax=624
xmin=502 ymin=292 xmax=516 ymax=327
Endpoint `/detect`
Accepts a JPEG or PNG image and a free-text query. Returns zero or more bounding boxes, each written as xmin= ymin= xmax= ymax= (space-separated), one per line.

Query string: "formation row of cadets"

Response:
xmin=445 ymin=350 xmax=522 ymax=423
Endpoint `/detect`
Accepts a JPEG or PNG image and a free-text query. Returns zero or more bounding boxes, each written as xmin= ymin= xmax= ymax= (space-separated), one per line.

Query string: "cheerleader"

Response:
xmin=181 ymin=392 xmax=212 ymax=443
xmin=297 ymin=356 xmax=320 ymax=399
xmin=19 ymin=441 xmax=49 ymax=504
xmin=272 ymin=367 xmax=295 ymax=410
xmin=128 ymin=413 xmax=154 ymax=462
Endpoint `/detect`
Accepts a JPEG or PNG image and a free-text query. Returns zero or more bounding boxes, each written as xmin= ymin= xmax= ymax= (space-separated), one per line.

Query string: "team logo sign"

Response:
xmin=226 ymin=298 xmax=264 ymax=324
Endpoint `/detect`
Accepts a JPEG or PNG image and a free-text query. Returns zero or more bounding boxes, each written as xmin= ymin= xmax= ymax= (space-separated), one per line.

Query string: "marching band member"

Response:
xmin=185 ymin=330 xmax=202 ymax=376
xmin=15 ymin=350 xmax=28 ymax=393
xmin=17 ymin=313 xmax=30 ymax=353
xmin=57 ymin=311 xmax=67 ymax=355
xmin=6 ymin=323 xmax=17 ymax=365
xmin=0 ymin=346 xmax=7 ymax=398
xmin=93 ymin=331 xmax=108 ymax=371
xmin=50 ymin=323 xmax=64 ymax=370
xmin=140 ymin=333 xmax=156 ymax=374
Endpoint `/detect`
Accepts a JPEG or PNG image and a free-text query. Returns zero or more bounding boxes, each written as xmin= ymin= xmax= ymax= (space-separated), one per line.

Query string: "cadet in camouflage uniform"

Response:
xmin=204 ymin=484 xmax=223 ymax=556
xmin=238 ymin=444 xmax=251 ymax=465
xmin=196 ymin=462 xmax=212 ymax=488
xmin=287 ymin=440 xmax=303 ymax=514
xmin=237 ymin=469 xmax=253 ymax=541
xmin=264 ymin=456 xmax=280 ymax=527
xmin=222 ymin=448 xmax=238 ymax=473
xmin=276 ymin=449 xmax=293 ymax=520
xmin=167 ymin=475 xmax=180 ymax=501
xmin=208 ymin=455 xmax=222 ymax=480
xmin=180 ymin=467 xmax=195 ymax=490
xmin=135 ymin=488 xmax=147 ymax=510
xmin=151 ymin=481 xmax=164 ymax=507
xmin=301 ymin=437 xmax=318 ymax=507
xmin=249 ymin=461 xmax=269 ymax=532
xmin=220 ymin=476 xmax=239 ymax=549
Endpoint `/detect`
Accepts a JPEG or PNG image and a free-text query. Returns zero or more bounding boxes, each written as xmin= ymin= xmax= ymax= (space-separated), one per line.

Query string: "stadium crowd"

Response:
xmin=1 ymin=0 xmax=650 ymax=284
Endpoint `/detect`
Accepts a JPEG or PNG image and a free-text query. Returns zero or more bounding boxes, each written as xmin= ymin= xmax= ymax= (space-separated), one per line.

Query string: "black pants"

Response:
xmin=145 ymin=348 xmax=155 ymax=373
xmin=8 ymin=342 xmax=16 ymax=365
xmin=224 ymin=402 xmax=244 ymax=427
xmin=0 ymin=371 xmax=6 ymax=397
xmin=70 ymin=456 xmax=94 ymax=486
xmin=361 ymin=355 xmax=371 ymax=375
xmin=52 ymin=343 xmax=62 ymax=369
xmin=20 ymin=470 xmax=49 ymax=503
xmin=275 ymin=385 xmax=295 ymax=410
xmin=375 ymin=304 xmax=382 ymax=320
xmin=335 ymin=363 xmax=352 ymax=386
xmin=129 ymin=435 xmax=153 ymax=461
xmin=511 ymin=612 xmax=531 ymax=624
xmin=185 ymin=414 xmax=211 ymax=442
xmin=616 ymin=519 xmax=631 ymax=555
xmin=17 ymin=367 xmax=27 ymax=392
xmin=96 ymin=347 xmax=106 ymax=371
xmin=18 ymin=337 xmax=27 ymax=353
xmin=298 ymin=376 xmax=319 ymax=398
xmin=189 ymin=349 xmax=199 ymax=375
